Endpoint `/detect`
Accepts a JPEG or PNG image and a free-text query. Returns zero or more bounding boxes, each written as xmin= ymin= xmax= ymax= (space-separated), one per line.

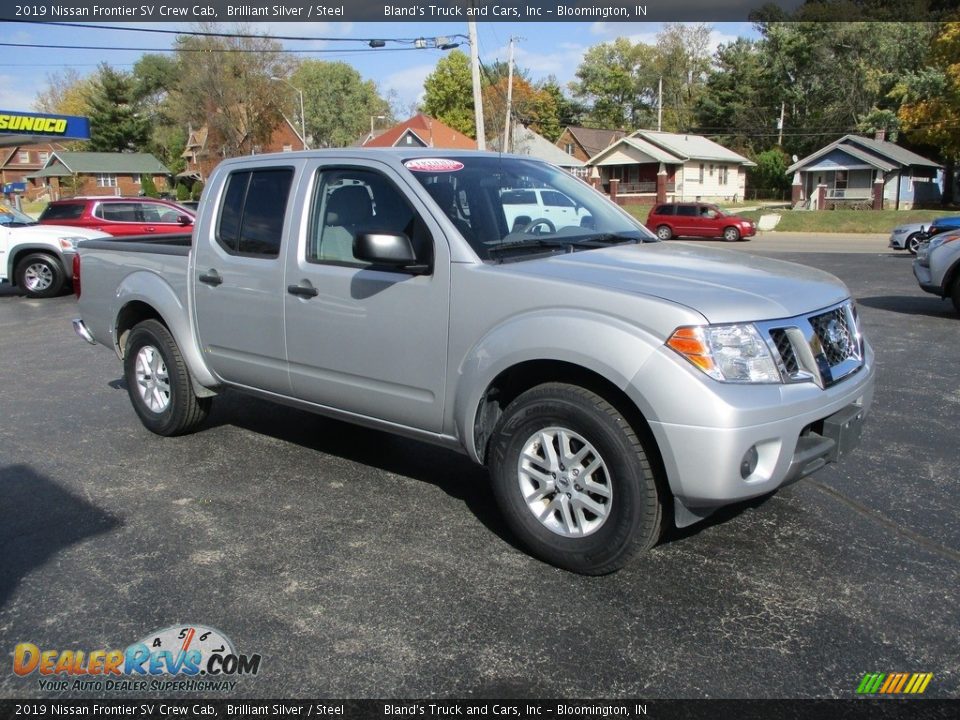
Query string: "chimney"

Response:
xmin=875 ymin=128 xmax=886 ymax=143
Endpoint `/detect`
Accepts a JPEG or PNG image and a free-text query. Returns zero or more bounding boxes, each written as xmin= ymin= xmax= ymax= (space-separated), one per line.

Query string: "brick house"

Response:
xmin=587 ymin=130 xmax=755 ymax=206
xmin=555 ymin=127 xmax=627 ymax=176
xmin=181 ymin=116 xmax=307 ymax=183
xmin=359 ymin=113 xmax=476 ymax=149
xmin=26 ymin=151 xmax=172 ymax=200
xmin=0 ymin=142 xmax=67 ymax=200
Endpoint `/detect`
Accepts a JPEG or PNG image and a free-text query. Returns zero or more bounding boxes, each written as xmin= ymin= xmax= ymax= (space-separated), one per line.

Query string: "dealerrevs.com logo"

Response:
xmin=12 ymin=624 xmax=261 ymax=692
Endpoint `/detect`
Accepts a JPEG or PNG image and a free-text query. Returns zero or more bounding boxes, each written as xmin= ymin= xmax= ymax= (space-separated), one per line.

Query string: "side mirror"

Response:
xmin=178 ymin=215 xmax=192 ymax=225
xmin=354 ymin=232 xmax=426 ymax=272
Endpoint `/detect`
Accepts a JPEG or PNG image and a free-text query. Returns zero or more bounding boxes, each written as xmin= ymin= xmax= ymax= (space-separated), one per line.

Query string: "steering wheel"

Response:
xmin=520 ymin=218 xmax=556 ymax=235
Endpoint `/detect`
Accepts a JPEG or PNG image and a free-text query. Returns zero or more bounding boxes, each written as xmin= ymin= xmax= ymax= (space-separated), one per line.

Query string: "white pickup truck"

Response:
xmin=72 ymin=150 xmax=875 ymax=574
xmin=0 ymin=202 xmax=108 ymax=297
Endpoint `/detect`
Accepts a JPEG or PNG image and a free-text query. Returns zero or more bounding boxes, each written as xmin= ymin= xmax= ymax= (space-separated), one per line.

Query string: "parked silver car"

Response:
xmin=890 ymin=216 xmax=960 ymax=254
xmin=914 ymin=229 xmax=960 ymax=314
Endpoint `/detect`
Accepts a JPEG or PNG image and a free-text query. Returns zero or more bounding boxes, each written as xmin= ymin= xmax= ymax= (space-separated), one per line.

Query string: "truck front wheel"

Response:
xmin=124 ymin=319 xmax=210 ymax=436
xmin=15 ymin=253 xmax=65 ymax=298
xmin=488 ymin=383 xmax=663 ymax=575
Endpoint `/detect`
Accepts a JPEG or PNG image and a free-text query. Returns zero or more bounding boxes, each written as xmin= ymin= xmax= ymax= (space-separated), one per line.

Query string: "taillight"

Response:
xmin=73 ymin=253 xmax=81 ymax=298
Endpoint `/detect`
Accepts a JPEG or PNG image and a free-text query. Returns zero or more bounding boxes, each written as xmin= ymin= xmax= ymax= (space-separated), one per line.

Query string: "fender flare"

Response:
xmin=111 ymin=270 xmax=218 ymax=391
xmin=452 ymin=308 xmax=665 ymax=463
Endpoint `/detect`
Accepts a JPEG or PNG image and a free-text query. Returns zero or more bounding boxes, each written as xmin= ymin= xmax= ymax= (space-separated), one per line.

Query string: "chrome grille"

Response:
xmin=759 ymin=301 xmax=864 ymax=388
xmin=770 ymin=329 xmax=799 ymax=374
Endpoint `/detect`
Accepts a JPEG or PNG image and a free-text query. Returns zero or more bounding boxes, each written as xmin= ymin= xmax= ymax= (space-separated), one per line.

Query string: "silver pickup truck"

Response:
xmin=73 ymin=149 xmax=875 ymax=574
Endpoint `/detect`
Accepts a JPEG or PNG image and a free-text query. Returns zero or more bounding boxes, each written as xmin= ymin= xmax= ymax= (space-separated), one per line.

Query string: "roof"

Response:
xmin=589 ymin=130 xmax=755 ymax=166
xmin=39 ymin=151 xmax=172 ymax=175
xmin=361 ymin=113 xmax=476 ymax=150
xmin=488 ymin=125 xmax=584 ymax=167
xmin=563 ymin=127 xmax=627 ymax=157
xmin=788 ymin=134 xmax=941 ymax=174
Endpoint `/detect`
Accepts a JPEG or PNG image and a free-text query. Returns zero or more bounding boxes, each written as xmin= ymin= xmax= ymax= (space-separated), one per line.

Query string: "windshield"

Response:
xmin=0 ymin=204 xmax=37 ymax=227
xmin=404 ymin=156 xmax=655 ymax=261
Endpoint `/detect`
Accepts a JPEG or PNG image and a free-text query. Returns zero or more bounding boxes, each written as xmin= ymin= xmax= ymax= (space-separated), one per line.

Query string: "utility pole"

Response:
xmin=657 ymin=76 xmax=663 ymax=132
xmin=468 ymin=20 xmax=485 ymax=150
xmin=777 ymin=101 xmax=785 ymax=146
xmin=503 ymin=36 xmax=516 ymax=153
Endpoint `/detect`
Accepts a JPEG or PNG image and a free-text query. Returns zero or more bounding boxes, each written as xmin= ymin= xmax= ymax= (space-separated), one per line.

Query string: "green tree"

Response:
xmin=86 ymin=64 xmax=149 ymax=152
xmin=421 ymin=50 xmax=476 ymax=138
xmin=290 ymin=60 xmax=390 ymax=148
xmin=748 ymin=148 xmax=792 ymax=196
xmin=169 ymin=26 xmax=292 ymax=159
xmin=654 ymin=23 xmax=713 ymax=132
xmin=570 ymin=37 xmax=658 ymax=129
xmin=132 ymin=54 xmax=185 ymax=172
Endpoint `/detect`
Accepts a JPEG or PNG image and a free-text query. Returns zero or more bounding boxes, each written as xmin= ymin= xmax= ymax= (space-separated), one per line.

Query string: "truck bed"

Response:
xmin=78 ymin=232 xmax=192 ymax=256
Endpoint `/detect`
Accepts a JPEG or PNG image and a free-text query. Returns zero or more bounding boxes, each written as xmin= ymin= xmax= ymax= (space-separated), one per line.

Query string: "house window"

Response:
xmin=565 ymin=143 xmax=575 ymax=155
xmin=719 ymin=166 xmax=729 ymax=184
xmin=96 ymin=174 xmax=118 ymax=188
xmin=282 ymin=144 xmax=293 ymax=152
xmin=38 ymin=152 xmax=49 ymax=163
xmin=835 ymin=170 xmax=848 ymax=190
xmin=709 ymin=164 xmax=714 ymax=177
xmin=698 ymin=163 xmax=704 ymax=183
xmin=17 ymin=151 xmax=30 ymax=163
xmin=132 ymin=175 xmax=141 ymax=184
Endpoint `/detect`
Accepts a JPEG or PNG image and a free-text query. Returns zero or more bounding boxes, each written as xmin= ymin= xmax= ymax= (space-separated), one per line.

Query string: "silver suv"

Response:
xmin=914 ymin=230 xmax=960 ymax=314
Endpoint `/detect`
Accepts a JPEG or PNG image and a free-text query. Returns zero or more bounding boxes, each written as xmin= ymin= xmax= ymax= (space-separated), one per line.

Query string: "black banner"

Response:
xmin=0 ymin=0 xmax=956 ymax=24
xmin=0 ymin=700 xmax=958 ymax=720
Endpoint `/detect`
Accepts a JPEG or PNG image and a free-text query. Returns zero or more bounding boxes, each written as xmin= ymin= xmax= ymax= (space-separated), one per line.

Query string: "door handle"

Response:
xmin=198 ymin=270 xmax=223 ymax=286
xmin=287 ymin=283 xmax=318 ymax=298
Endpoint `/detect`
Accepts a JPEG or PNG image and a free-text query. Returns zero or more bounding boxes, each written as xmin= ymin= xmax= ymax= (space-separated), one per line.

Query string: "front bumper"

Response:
xmin=642 ymin=340 xmax=875 ymax=510
xmin=888 ymin=232 xmax=906 ymax=249
xmin=913 ymin=261 xmax=943 ymax=297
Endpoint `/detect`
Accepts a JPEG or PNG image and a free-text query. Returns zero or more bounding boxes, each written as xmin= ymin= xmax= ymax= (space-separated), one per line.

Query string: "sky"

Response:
xmin=0 ymin=20 xmax=757 ymax=116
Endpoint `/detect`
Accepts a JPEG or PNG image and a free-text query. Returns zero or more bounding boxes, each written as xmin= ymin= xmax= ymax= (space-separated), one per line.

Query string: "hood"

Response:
xmin=13 ymin=224 xmax=110 ymax=241
xmin=504 ymin=242 xmax=849 ymax=324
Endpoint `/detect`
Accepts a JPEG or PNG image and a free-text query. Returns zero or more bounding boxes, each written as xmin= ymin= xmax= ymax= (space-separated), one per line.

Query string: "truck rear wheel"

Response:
xmin=124 ymin=319 xmax=210 ymax=436
xmin=15 ymin=253 xmax=65 ymax=298
xmin=488 ymin=383 xmax=663 ymax=575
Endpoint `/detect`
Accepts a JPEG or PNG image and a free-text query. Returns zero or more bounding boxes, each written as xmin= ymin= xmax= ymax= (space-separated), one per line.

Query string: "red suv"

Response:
xmin=38 ymin=197 xmax=194 ymax=237
xmin=645 ymin=202 xmax=755 ymax=242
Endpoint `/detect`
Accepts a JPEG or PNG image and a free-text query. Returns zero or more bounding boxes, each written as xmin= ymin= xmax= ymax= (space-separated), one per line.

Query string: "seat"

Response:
xmin=320 ymin=185 xmax=373 ymax=262
xmin=425 ymin=182 xmax=475 ymax=243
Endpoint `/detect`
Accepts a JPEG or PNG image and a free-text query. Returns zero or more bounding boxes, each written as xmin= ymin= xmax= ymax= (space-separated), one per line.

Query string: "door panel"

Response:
xmin=284 ymin=163 xmax=450 ymax=432
xmin=192 ymin=166 xmax=295 ymax=395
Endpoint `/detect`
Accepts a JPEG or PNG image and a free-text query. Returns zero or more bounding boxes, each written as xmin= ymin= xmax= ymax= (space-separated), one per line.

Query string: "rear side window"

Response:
xmin=542 ymin=191 xmax=575 ymax=208
xmin=675 ymin=205 xmax=698 ymax=217
xmin=502 ymin=190 xmax=537 ymax=205
xmin=39 ymin=203 xmax=84 ymax=221
xmin=97 ymin=202 xmax=141 ymax=222
xmin=652 ymin=204 xmax=674 ymax=216
xmin=216 ymin=168 xmax=294 ymax=258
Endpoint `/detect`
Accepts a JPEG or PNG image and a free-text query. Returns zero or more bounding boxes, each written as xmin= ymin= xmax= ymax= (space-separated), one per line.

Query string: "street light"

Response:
xmin=270 ymin=76 xmax=309 ymax=150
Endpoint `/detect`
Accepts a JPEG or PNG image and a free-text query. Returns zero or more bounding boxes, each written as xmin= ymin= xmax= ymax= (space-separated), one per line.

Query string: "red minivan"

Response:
xmin=645 ymin=202 xmax=755 ymax=242
xmin=38 ymin=197 xmax=194 ymax=237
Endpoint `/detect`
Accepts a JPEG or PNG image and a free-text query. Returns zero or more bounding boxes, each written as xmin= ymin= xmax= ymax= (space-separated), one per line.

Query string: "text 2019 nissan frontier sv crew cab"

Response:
xmin=72 ymin=150 xmax=874 ymax=574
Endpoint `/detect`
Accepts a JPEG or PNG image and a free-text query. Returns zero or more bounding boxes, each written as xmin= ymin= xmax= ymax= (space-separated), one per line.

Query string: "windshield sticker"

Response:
xmin=404 ymin=158 xmax=464 ymax=173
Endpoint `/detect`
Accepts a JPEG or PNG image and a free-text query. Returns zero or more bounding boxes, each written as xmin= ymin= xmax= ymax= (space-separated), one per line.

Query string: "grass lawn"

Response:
xmin=624 ymin=204 xmax=957 ymax=233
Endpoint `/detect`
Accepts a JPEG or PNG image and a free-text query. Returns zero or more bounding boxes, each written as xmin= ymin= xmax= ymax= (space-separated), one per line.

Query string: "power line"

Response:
xmin=0 ymin=41 xmax=432 ymax=54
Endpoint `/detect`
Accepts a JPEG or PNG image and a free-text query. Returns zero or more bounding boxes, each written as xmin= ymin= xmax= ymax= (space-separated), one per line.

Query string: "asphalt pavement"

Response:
xmin=0 ymin=244 xmax=957 ymax=700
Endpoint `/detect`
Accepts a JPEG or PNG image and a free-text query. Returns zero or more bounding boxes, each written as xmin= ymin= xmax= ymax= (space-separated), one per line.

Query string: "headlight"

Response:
xmin=667 ymin=324 xmax=781 ymax=383
xmin=57 ymin=237 xmax=81 ymax=250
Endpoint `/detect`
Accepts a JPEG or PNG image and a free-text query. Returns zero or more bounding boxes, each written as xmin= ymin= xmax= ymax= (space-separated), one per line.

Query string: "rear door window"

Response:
xmin=675 ymin=205 xmax=698 ymax=217
xmin=39 ymin=203 xmax=84 ymax=221
xmin=652 ymin=205 xmax=674 ymax=216
xmin=216 ymin=168 xmax=294 ymax=258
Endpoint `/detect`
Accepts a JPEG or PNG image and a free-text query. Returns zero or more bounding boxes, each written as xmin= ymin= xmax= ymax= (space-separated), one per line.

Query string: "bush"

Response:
xmin=190 ymin=181 xmax=204 ymax=201
xmin=140 ymin=174 xmax=159 ymax=198
xmin=176 ymin=182 xmax=190 ymax=201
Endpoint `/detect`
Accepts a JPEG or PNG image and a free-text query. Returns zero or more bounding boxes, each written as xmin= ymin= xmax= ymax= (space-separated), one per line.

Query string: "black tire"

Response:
xmin=15 ymin=253 xmax=65 ymax=298
xmin=722 ymin=226 xmax=741 ymax=242
xmin=123 ymin=319 xmax=211 ymax=436
xmin=656 ymin=225 xmax=673 ymax=240
xmin=951 ymin=277 xmax=960 ymax=315
xmin=488 ymin=383 xmax=663 ymax=575
xmin=522 ymin=217 xmax=556 ymax=234
xmin=906 ymin=233 xmax=923 ymax=255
